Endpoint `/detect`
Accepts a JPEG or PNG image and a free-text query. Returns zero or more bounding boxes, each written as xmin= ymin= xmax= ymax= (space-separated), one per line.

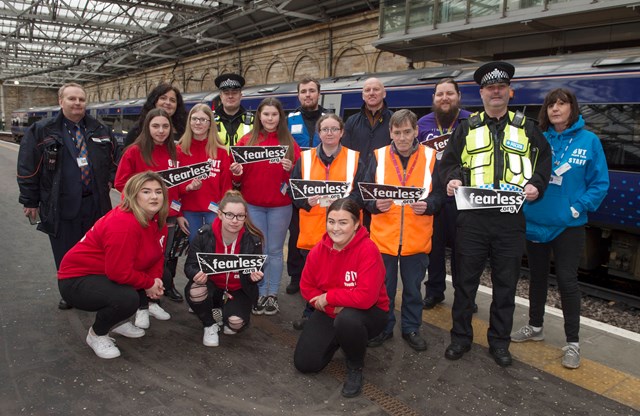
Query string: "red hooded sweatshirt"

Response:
xmin=300 ymin=226 xmax=389 ymax=318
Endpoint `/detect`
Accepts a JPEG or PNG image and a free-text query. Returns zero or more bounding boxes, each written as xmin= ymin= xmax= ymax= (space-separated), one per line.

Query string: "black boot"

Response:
xmin=341 ymin=366 xmax=363 ymax=398
xmin=285 ymin=276 xmax=300 ymax=294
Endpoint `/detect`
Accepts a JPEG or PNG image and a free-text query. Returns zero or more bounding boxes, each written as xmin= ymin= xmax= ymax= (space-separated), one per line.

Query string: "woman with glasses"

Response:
xmin=229 ymin=98 xmax=301 ymax=316
xmin=177 ymin=104 xmax=232 ymax=242
xmin=184 ymin=190 xmax=264 ymax=346
xmin=289 ymin=114 xmax=364 ymax=329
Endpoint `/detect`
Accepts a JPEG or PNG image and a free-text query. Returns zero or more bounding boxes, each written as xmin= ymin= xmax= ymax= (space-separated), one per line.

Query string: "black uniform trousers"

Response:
xmin=450 ymin=210 xmax=525 ymax=350
xmin=424 ymin=198 xmax=458 ymax=298
xmin=286 ymin=206 xmax=305 ymax=283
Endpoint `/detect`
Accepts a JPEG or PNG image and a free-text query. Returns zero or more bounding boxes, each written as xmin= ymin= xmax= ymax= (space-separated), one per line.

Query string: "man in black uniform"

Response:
xmin=213 ymin=73 xmax=253 ymax=147
xmin=17 ymin=83 xmax=117 ymax=309
xmin=439 ymin=62 xmax=551 ymax=367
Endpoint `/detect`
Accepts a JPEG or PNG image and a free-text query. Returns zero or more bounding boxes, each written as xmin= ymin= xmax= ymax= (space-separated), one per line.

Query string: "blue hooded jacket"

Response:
xmin=524 ymin=115 xmax=609 ymax=243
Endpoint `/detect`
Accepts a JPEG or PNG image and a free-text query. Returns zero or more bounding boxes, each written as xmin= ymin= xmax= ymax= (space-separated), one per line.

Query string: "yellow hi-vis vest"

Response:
xmin=297 ymin=147 xmax=359 ymax=250
xmin=461 ymin=111 xmax=533 ymax=192
xmin=370 ymin=145 xmax=436 ymax=256
xmin=215 ymin=112 xmax=253 ymax=149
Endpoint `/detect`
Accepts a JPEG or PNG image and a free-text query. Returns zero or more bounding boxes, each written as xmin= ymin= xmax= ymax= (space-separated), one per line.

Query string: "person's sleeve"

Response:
xmin=114 ymin=147 xmax=135 ymax=192
xmin=299 ymin=247 xmax=324 ymax=303
xmin=17 ymin=124 xmax=42 ymax=208
xmin=424 ymin=159 xmax=443 ymax=215
xmin=525 ymin=121 xmax=552 ymax=198
xmin=574 ymin=134 xmax=609 ymax=214
xmin=219 ymin=151 xmax=233 ymax=196
xmin=439 ymin=122 xmax=467 ymax=185
xmin=361 ymin=155 xmax=381 ymax=214
xmin=346 ymin=156 xmax=367 ymax=209
xmin=184 ymin=229 xmax=207 ymax=281
xmin=103 ymin=227 xmax=156 ymax=289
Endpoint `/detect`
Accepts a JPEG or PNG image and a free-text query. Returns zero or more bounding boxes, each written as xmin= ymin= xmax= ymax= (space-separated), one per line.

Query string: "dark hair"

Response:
xmin=248 ymin=97 xmax=296 ymax=161
xmin=434 ymin=77 xmax=460 ymax=94
xmin=219 ymin=190 xmax=264 ymax=244
xmin=136 ymin=83 xmax=186 ymax=137
xmin=538 ymin=88 xmax=580 ymax=131
xmin=297 ymin=77 xmax=321 ymax=93
xmin=134 ymin=108 xmax=178 ymax=166
xmin=389 ymin=109 xmax=418 ymax=129
xmin=316 ymin=113 xmax=344 ymax=133
xmin=327 ymin=198 xmax=360 ymax=224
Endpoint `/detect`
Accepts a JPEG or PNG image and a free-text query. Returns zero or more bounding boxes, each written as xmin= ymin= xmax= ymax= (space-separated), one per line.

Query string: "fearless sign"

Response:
xmin=422 ymin=133 xmax=450 ymax=153
xmin=289 ymin=179 xmax=351 ymax=200
xmin=454 ymin=186 xmax=526 ymax=213
xmin=157 ymin=161 xmax=211 ymax=187
xmin=196 ymin=253 xmax=267 ymax=274
xmin=230 ymin=145 xmax=288 ymax=164
xmin=358 ymin=182 xmax=427 ymax=205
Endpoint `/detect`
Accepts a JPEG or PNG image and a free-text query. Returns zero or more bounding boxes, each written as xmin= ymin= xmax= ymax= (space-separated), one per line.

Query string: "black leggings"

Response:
xmin=184 ymin=279 xmax=252 ymax=329
xmin=58 ymin=275 xmax=144 ymax=336
xmin=294 ymin=307 xmax=387 ymax=372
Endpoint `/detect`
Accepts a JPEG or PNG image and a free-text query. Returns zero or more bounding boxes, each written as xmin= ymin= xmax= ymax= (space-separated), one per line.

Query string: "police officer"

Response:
xmin=213 ymin=73 xmax=253 ymax=147
xmin=17 ymin=83 xmax=117 ymax=310
xmin=440 ymin=62 xmax=551 ymax=367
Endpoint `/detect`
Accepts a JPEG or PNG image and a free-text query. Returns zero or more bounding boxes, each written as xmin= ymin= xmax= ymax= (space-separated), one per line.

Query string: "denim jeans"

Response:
xmin=182 ymin=210 xmax=217 ymax=243
xmin=247 ymin=203 xmax=292 ymax=297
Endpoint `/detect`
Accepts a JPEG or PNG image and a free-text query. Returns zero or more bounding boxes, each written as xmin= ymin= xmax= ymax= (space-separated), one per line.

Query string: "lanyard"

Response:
xmin=435 ymin=110 xmax=459 ymax=135
xmin=389 ymin=146 xmax=418 ymax=186
xmin=551 ymin=136 xmax=573 ymax=166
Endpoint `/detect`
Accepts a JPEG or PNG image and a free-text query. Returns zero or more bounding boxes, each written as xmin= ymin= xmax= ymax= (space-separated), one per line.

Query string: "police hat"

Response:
xmin=215 ymin=73 xmax=245 ymax=90
xmin=473 ymin=61 xmax=515 ymax=87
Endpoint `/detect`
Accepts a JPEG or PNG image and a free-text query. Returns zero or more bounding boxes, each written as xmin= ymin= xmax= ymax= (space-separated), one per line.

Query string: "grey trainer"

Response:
xmin=562 ymin=345 xmax=581 ymax=369
xmin=511 ymin=325 xmax=544 ymax=342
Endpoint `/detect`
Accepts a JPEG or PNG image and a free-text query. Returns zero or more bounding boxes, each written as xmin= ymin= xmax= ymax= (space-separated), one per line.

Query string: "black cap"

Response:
xmin=473 ymin=61 xmax=515 ymax=87
xmin=215 ymin=73 xmax=245 ymax=90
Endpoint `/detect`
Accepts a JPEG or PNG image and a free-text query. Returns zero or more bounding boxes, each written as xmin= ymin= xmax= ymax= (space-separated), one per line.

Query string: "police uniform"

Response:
xmin=439 ymin=62 xmax=551 ymax=364
xmin=213 ymin=73 xmax=254 ymax=148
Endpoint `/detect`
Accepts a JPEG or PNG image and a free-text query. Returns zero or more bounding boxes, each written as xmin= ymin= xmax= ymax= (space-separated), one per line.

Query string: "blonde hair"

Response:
xmin=178 ymin=103 xmax=225 ymax=158
xmin=120 ymin=171 xmax=168 ymax=229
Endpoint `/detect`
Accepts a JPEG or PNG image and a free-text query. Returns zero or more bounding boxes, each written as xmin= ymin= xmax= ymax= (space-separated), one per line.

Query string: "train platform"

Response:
xmin=1 ymin=140 xmax=639 ymax=415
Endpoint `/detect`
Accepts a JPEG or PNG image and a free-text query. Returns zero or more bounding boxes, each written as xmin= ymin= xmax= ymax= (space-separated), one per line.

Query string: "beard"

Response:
xmin=433 ymin=103 xmax=460 ymax=128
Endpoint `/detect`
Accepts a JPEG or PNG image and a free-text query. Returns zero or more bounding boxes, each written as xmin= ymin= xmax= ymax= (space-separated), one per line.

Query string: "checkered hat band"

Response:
xmin=220 ymin=79 xmax=241 ymax=89
xmin=481 ymin=68 xmax=509 ymax=85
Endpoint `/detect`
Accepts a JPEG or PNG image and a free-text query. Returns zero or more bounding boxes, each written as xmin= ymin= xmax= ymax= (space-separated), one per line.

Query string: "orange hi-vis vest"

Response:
xmin=297 ymin=146 xmax=359 ymax=250
xmin=370 ymin=145 xmax=436 ymax=256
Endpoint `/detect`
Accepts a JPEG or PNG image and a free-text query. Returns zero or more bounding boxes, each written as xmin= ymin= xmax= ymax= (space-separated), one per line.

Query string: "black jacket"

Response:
xmin=17 ymin=112 xmax=117 ymax=236
xmin=342 ymin=102 xmax=393 ymax=163
xmin=184 ymin=224 xmax=263 ymax=303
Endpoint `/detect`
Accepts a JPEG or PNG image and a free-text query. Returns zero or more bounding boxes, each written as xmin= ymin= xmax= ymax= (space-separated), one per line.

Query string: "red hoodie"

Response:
xmin=300 ymin=226 xmax=389 ymax=318
xmin=177 ymin=139 xmax=232 ymax=212
xmin=114 ymin=144 xmax=181 ymax=217
xmin=58 ymin=207 xmax=167 ymax=290
xmin=235 ymin=131 xmax=300 ymax=207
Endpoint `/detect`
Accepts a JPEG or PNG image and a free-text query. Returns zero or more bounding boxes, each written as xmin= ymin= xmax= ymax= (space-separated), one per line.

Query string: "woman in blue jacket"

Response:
xmin=512 ymin=88 xmax=609 ymax=369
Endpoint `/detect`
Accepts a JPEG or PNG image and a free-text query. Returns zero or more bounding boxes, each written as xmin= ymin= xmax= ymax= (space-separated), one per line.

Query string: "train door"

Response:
xmin=322 ymin=94 xmax=342 ymax=116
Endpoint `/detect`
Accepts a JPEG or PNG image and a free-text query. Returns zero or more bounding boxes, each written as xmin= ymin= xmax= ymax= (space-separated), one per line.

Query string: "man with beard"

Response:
xmin=417 ymin=78 xmax=471 ymax=311
xmin=285 ymin=78 xmax=327 ymax=296
xmin=214 ymin=73 xmax=254 ymax=148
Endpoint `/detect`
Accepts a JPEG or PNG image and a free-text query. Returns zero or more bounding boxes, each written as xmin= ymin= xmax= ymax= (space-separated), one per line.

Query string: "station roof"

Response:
xmin=0 ymin=0 xmax=379 ymax=88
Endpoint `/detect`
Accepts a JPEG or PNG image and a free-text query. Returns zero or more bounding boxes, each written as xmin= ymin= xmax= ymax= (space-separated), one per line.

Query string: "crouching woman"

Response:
xmin=294 ymin=198 xmax=389 ymax=398
xmin=184 ymin=190 xmax=264 ymax=347
xmin=58 ymin=171 xmax=168 ymax=359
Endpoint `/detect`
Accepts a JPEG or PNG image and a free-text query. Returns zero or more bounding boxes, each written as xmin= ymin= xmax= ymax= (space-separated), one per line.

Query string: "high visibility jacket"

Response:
xmin=215 ymin=112 xmax=253 ymax=148
xmin=461 ymin=111 xmax=533 ymax=192
xmin=370 ymin=145 xmax=436 ymax=256
xmin=297 ymin=147 xmax=359 ymax=250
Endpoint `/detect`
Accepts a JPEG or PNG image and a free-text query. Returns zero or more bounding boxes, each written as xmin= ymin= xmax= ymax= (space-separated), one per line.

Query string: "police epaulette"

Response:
xmin=468 ymin=113 xmax=483 ymax=129
xmin=510 ymin=111 xmax=525 ymax=128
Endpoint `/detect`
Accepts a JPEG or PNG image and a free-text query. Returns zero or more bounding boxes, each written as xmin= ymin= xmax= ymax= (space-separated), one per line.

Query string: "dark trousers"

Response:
xmin=451 ymin=211 xmax=525 ymax=349
xmin=162 ymin=216 xmax=179 ymax=290
xmin=58 ymin=275 xmax=144 ymax=336
xmin=382 ymin=252 xmax=428 ymax=334
xmin=286 ymin=207 xmax=305 ymax=283
xmin=294 ymin=307 xmax=387 ymax=373
xmin=49 ymin=195 xmax=99 ymax=269
xmin=184 ymin=279 xmax=252 ymax=328
xmin=424 ymin=199 xmax=458 ymax=298
xmin=527 ymin=226 xmax=584 ymax=343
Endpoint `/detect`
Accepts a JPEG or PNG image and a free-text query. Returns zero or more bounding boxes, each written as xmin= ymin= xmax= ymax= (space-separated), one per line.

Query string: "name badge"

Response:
xmin=280 ymin=182 xmax=289 ymax=195
xmin=291 ymin=124 xmax=303 ymax=134
xmin=170 ymin=200 xmax=182 ymax=212
xmin=549 ymin=175 xmax=563 ymax=186
xmin=554 ymin=162 xmax=571 ymax=176
xmin=76 ymin=157 xmax=88 ymax=167
xmin=208 ymin=202 xmax=219 ymax=213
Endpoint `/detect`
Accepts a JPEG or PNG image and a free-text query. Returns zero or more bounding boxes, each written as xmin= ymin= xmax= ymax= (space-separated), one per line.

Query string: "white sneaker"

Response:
xmin=223 ymin=325 xmax=237 ymax=335
xmin=148 ymin=303 xmax=171 ymax=320
xmin=135 ymin=309 xmax=150 ymax=329
xmin=86 ymin=328 xmax=121 ymax=359
xmin=203 ymin=324 xmax=219 ymax=347
xmin=111 ymin=322 xmax=145 ymax=338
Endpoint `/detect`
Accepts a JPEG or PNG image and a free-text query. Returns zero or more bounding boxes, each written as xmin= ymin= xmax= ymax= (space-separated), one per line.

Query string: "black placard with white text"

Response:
xmin=358 ymin=182 xmax=427 ymax=204
xmin=230 ymin=145 xmax=288 ymax=164
xmin=196 ymin=253 xmax=267 ymax=274
xmin=156 ymin=161 xmax=211 ymax=187
xmin=289 ymin=179 xmax=351 ymax=200
xmin=454 ymin=186 xmax=525 ymax=213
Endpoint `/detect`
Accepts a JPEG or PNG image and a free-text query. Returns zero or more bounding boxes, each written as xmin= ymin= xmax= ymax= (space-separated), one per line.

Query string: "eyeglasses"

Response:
xmin=221 ymin=211 xmax=247 ymax=221
xmin=320 ymin=127 xmax=341 ymax=134
xmin=190 ymin=117 xmax=211 ymax=124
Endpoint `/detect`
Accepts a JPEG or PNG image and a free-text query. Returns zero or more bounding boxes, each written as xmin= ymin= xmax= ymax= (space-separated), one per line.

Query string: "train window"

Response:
xmin=27 ymin=116 xmax=43 ymax=125
xmin=122 ymin=115 xmax=138 ymax=134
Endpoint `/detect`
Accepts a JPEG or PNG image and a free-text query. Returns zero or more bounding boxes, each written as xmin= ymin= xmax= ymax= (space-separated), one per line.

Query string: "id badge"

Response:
xmin=280 ymin=182 xmax=289 ymax=195
xmin=208 ymin=202 xmax=219 ymax=213
xmin=291 ymin=124 xmax=303 ymax=134
xmin=554 ymin=162 xmax=571 ymax=176
xmin=170 ymin=200 xmax=181 ymax=212
xmin=76 ymin=157 xmax=88 ymax=167
xmin=550 ymin=175 xmax=563 ymax=186
xmin=319 ymin=197 xmax=332 ymax=207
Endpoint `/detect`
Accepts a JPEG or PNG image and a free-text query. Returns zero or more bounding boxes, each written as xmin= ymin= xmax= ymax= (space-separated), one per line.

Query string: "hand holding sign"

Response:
xmin=186 ymin=178 xmax=202 ymax=192
xmin=523 ymin=183 xmax=539 ymax=201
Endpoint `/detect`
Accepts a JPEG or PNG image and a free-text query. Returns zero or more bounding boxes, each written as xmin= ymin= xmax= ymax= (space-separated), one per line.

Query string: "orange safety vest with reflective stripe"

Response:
xmin=297 ymin=146 xmax=359 ymax=250
xmin=370 ymin=145 xmax=436 ymax=256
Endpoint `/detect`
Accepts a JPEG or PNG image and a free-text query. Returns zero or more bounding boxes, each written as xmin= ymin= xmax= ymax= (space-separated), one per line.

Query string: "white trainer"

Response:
xmin=135 ymin=309 xmax=150 ymax=329
xmin=111 ymin=322 xmax=145 ymax=338
xmin=223 ymin=325 xmax=238 ymax=335
xmin=148 ymin=303 xmax=171 ymax=320
xmin=203 ymin=324 xmax=219 ymax=347
xmin=86 ymin=328 xmax=121 ymax=359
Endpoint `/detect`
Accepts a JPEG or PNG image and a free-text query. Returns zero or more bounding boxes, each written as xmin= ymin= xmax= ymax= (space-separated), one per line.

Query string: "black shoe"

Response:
xmin=341 ymin=367 xmax=363 ymax=398
xmin=58 ymin=298 xmax=72 ymax=310
xmin=473 ymin=303 xmax=478 ymax=314
xmin=292 ymin=316 xmax=308 ymax=330
xmin=422 ymin=295 xmax=445 ymax=310
xmin=402 ymin=331 xmax=427 ymax=351
xmin=164 ymin=287 xmax=184 ymax=302
xmin=489 ymin=347 xmax=512 ymax=367
xmin=367 ymin=331 xmax=393 ymax=347
xmin=444 ymin=343 xmax=471 ymax=360
xmin=285 ymin=280 xmax=300 ymax=294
